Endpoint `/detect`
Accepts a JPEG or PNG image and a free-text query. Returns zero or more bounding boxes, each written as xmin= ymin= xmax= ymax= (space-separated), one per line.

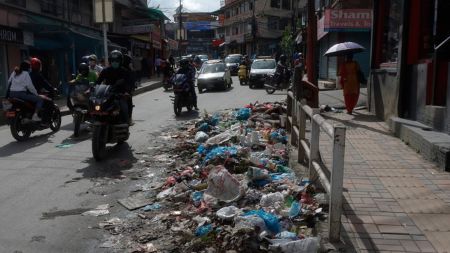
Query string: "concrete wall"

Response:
xmin=369 ymin=69 xmax=399 ymax=120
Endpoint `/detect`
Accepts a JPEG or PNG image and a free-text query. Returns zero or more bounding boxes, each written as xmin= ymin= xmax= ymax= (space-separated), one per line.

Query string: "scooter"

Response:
xmin=238 ymin=64 xmax=249 ymax=85
xmin=69 ymin=80 xmax=93 ymax=137
xmin=171 ymin=73 xmax=193 ymax=116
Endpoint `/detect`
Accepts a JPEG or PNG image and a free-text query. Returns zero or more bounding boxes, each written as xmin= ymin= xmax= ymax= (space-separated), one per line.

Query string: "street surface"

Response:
xmin=0 ymin=77 xmax=365 ymax=252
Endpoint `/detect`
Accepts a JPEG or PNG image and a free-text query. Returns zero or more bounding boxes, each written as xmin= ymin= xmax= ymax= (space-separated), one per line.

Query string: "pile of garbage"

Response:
xmin=99 ymin=102 xmax=326 ymax=252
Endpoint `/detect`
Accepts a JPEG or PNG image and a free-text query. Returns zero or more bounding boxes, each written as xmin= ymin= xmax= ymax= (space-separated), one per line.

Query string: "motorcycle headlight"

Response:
xmin=95 ymin=105 xmax=101 ymax=111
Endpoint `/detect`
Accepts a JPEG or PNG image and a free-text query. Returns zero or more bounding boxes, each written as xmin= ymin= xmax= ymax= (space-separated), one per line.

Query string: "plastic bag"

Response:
xmin=156 ymin=187 xmax=177 ymax=200
xmin=143 ymin=203 xmax=162 ymax=212
xmin=289 ymin=201 xmax=301 ymax=218
xmin=216 ymin=206 xmax=242 ymax=221
xmin=204 ymin=146 xmax=238 ymax=162
xmin=195 ymin=224 xmax=212 ymax=237
xmin=243 ymin=210 xmax=280 ymax=234
xmin=195 ymin=131 xmax=209 ymax=143
xmin=197 ymin=144 xmax=207 ymax=155
xmin=191 ymin=191 xmax=204 ymax=206
xmin=247 ymin=167 xmax=271 ymax=181
xmin=235 ymin=108 xmax=252 ymax=120
xmin=234 ymin=215 xmax=267 ymax=232
xmin=275 ymin=231 xmax=298 ymax=239
xmin=268 ymin=237 xmax=320 ymax=253
xmin=260 ymin=192 xmax=284 ymax=207
xmin=197 ymin=123 xmax=210 ymax=132
xmin=205 ymin=131 xmax=233 ymax=146
xmin=205 ymin=165 xmax=245 ymax=202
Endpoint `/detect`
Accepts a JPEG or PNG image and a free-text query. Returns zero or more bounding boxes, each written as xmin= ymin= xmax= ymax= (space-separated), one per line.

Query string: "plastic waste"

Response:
xmin=205 ymin=165 xmax=245 ymax=202
xmin=243 ymin=210 xmax=280 ymax=234
xmin=234 ymin=215 xmax=267 ymax=232
xmin=235 ymin=108 xmax=251 ymax=120
xmin=216 ymin=206 xmax=242 ymax=221
xmin=195 ymin=224 xmax=213 ymax=237
xmin=269 ymin=129 xmax=288 ymax=144
xmin=82 ymin=204 xmax=110 ymax=216
xmin=195 ymin=131 xmax=209 ymax=143
xmin=247 ymin=167 xmax=271 ymax=181
xmin=197 ymin=144 xmax=207 ymax=155
xmin=260 ymin=192 xmax=284 ymax=207
xmin=276 ymin=231 xmax=298 ymax=239
xmin=156 ymin=187 xmax=177 ymax=200
xmin=191 ymin=191 xmax=204 ymax=206
xmin=205 ymin=131 xmax=233 ymax=146
xmin=143 ymin=203 xmax=162 ymax=212
xmin=193 ymin=215 xmax=211 ymax=227
xmin=268 ymin=237 xmax=320 ymax=253
xmin=289 ymin=201 xmax=301 ymax=218
xmin=197 ymin=123 xmax=210 ymax=132
xmin=204 ymin=146 xmax=238 ymax=162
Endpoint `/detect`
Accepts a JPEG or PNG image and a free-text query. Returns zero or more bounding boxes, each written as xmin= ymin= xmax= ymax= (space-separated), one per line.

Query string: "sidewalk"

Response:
xmin=318 ymin=109 xmax=450 ymax=253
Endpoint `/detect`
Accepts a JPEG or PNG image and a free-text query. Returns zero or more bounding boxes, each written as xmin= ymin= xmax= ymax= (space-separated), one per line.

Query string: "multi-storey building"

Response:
xmin=216 ymin=0 xmax=294 ymax=57
xmin=0 ymin=0 xmax=166 ymax=96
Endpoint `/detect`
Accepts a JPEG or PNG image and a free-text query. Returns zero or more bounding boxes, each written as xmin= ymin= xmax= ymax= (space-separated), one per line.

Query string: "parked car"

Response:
xmin=248 ymin=58 xmax=277 ymax=88
xmin=224 ymin=54 xmax=243 ymax=75
xmin=197 ymin=60 xmax=232 ymax=93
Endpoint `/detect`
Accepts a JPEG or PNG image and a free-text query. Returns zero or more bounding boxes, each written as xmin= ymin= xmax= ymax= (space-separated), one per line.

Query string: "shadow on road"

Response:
xmin=0 ymin=132 xmax=55 ymax=157
xmin=200 ymin=86 xmax=234 ymax=93
xmin=175 ymin=110 xmax=200 ymax=121
xmin=76 ymin=142 xmax=137 ymax=179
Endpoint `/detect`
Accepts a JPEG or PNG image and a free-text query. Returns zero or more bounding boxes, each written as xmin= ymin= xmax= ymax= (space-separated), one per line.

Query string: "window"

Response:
xmin=378 ymin=0 xmax=401 ymax=65
xmin=270 ymin=0 xmax=280 ymax=8
xmin=279 ymin=18 xmax=289 ymax=30
xmin=41 ymin=0 xmax=58 ymax=15
xmin=6 ymin=0 xmax=26 ymax=7
xmin=268 ymin=17 xmax=278 ymax=30
xmin=225 ymin=11 xmax=230 ymax=18
xmin=282 ymin=0 xmax=290 ymax=10
xmin=249 ymin=1 xmax=253 ymax=10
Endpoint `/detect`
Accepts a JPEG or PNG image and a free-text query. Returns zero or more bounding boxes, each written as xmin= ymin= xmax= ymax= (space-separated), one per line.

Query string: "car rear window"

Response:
xmin=201 ymin=63 xmax=226 ymax=73
xmin=252 ymin=60 xmax=276 ymax=69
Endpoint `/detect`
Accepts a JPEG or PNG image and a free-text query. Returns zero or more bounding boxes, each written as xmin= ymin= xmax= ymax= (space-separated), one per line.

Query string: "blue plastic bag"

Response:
xmin=198 ymin=122 xmax=210 ymax=132
xmin=210 ymin=114 xmax=220 ymax=126
xmin=197 ymin=144 xmax=207 ymax=155
xmin=195 ymin=224 xmax=213 ymax=237
xmin=289 ymin=201 xmax=301 ymax=218
xmin=244 ymin=209 xmax=280 ymax=234
xmin=192 ymin=191 xmax=204 ymax=205
xmin=235 ymin=108 xmax=251 ymax=120
xmin=142 ymin=203 xmax=162 ymax=212
xmin=204 ymin=146 xmax=238 ymax=162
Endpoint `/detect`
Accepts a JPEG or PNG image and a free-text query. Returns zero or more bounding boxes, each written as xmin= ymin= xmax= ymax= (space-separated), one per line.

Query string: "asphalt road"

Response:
xmin=0 ymin=76 xmax=366 ymax=252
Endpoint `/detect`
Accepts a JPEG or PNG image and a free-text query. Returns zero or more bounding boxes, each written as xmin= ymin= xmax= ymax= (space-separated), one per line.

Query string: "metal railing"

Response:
xmin=286 ymin=91 xmax=346 ymax=243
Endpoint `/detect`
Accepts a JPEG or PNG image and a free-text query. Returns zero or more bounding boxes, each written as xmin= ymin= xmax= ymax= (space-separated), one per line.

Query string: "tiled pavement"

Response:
xmin=316 ymin=110 xmax=450 ymax=253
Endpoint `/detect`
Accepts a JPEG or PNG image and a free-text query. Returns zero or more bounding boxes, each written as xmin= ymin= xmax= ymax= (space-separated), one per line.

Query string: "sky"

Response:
xmin=148 ymin=0 xmax=221 ymax=20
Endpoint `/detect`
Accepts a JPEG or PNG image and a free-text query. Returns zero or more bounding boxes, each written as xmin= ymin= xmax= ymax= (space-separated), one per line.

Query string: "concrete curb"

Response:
xmin=0 ymin=81 xmax=163 ymax=125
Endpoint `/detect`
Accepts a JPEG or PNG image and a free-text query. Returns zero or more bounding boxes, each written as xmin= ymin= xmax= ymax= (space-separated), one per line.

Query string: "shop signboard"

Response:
xmin=0 ymin=25 xmax=23 ymax=44
xmin=121 ymin=24 xmax=154 ymax=34
xmin=324 ymin=9 xmax=372 ymax=32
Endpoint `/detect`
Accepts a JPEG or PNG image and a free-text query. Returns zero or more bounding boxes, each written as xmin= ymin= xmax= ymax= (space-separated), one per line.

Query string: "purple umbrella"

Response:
xmin=324 ymin=42 xmax=365 ymax=57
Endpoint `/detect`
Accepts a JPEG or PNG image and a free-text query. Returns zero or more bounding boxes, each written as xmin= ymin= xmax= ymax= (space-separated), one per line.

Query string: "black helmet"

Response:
xmin=20 ymin=61 xmax=30 ymax=72
xmin=78 ymin=62 xmax=89 ymax=75
xmin=109 ymin=50 xmax=123 ymax=65
xmin=279 ymin=54 xmax=287 ymax=62
xmin=179 ymin=59 xmax=190 ymax=69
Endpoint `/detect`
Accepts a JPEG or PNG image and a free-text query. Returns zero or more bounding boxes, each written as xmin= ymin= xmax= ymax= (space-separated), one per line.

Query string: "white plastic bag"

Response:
xmin=205 ymin=165 xmax=245 ymax=202
xmin=260 ymin=192 xmax=284 ymax=207
xmin=216 ymin=206 xmax=242 ymax=221
xmin=195 ymin=131 xmax=209 ymax=143
xmin=268 ymin=237 xmax=320 ymax=253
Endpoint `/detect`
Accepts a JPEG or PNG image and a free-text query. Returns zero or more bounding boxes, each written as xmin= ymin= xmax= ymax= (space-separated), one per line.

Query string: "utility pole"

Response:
xmin=251 ymin=0 xmax=256 ymax=57
xmin=178 ymin=0 xmax=183 ymax=58
xmin=306 ymin=0 xmax=316 ymax=85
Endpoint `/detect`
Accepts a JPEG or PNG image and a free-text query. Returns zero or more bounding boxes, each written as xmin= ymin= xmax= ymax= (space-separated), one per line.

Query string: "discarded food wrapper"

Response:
xmin=216 ymin=206 xmax=242 ymax=221
xmin=205 ymin=165 xmax=246 ymax=202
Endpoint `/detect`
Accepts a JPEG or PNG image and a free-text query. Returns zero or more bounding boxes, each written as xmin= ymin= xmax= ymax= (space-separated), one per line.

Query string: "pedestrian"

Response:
xmin=338 ymin=54 xmax=361 ymax=115
xmin=155 ymin=56 xmax=162 ymax=78
xmin=133 ymin=54 xmax=143 ymax=83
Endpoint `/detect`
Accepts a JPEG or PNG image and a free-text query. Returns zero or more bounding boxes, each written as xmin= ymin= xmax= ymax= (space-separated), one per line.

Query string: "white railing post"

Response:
xmin=298 ymin=100 xmax=307 ymax=163
xmin=286 ymin=93 xmax=292 ymax=132
xmin=308 ymin=108 xmax=321 ymax=178
xmin=329 ymin=125 xmax=346 ymax=242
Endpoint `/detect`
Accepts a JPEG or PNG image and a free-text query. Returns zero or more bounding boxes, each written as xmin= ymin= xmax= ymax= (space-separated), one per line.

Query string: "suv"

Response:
xmin=224 ymin=54 xmax=243 ymax=75
xmin=248 ymin=58 xmax=277 ymax=88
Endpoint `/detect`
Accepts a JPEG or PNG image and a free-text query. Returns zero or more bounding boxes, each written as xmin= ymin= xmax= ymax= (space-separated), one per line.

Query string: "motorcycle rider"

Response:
xmin=275 ymin=54 xmax=290 ymax=86
xmin=8 ymin=61 xmax=43 ymax=121
xmin=88 ymin=54 xmax=103 ymax=76
xmin=29 ymin=57 xmax=57 ymax=96
xmin=177 ymin=58 xmax=198 ymax=110
xmin=96 ymin=50 xmax=134 ymax=124
xmin=72 ymin=62 xmax=98 ymax=84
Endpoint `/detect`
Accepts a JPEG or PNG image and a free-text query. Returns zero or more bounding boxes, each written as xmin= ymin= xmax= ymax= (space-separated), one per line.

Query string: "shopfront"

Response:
xmin=0 ymin=25 xmax=26 ymax=96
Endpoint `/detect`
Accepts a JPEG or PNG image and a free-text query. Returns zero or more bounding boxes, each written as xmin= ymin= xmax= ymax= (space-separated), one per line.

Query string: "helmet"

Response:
xmin=20 ymin=61 xmax=31 ymax=72
xmin=279 ymin=54 xmax=287 ymax=62
xmin=109 ymin=50 xmax=123 ymax=65
xmin=81 ymin=55 xmax=90 ymax=64
xmin=88 ymin=54 xmax=98 ymax=62
xmin=179 ymin=59 xmax=190 ymax=69
xmin=30 ymin=57 xmax=42 ymax=71
xmin=78 ymin=62 xmax=89 ymax=75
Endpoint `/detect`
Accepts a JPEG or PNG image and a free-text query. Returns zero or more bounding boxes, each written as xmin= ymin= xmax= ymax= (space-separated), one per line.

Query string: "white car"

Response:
xmin=197 ymin=60 xmax=232 ymax=93
xmin=249 ymin=59 xmax=277 ymax=88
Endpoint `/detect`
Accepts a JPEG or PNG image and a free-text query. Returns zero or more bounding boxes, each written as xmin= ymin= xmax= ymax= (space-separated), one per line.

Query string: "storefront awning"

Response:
xmin=131 ymin=35 xmax=151 ymax=42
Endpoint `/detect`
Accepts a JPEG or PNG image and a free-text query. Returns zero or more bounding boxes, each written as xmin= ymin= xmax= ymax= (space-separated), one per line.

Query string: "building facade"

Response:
xmin=217 ymin=0 xmax=294 ymax=57
xmin=0 ymin=0 xmax=166 ymax=97
xmin=368 ymin=0 xmax=450 ymax=133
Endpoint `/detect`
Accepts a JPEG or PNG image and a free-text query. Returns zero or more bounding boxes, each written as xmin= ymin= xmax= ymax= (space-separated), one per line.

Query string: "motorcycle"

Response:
xmin=69 ymin=80 xmax=93 ymax=137
xmin=238 ymin=64 xmax=248 ymax=85
xmin=264 ymin=69 xmax=292 ymax=94
xmin=89 ymin=82 xmax=130 ymax=161
xmin=171 ymin=73 xmax=193 ymax=116
xmin=2 ymin=91 xmax=61 ymax=141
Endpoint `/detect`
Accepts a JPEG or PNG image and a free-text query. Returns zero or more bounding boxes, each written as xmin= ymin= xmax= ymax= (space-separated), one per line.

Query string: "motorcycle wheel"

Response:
xmin=10 ymin=114 xmax=31 ymax=142
xmin=265 ymin=85 xmax=276 ymax=94
xmin=92 ymin=125 xmax=106 ymax=161
xmin=73 ymin=112 xmax=81 ymax=137
xmin=49 ymin=108 xmax=62 ymax=132
xmin=173 ymin=96 xmax=182 ymax=116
